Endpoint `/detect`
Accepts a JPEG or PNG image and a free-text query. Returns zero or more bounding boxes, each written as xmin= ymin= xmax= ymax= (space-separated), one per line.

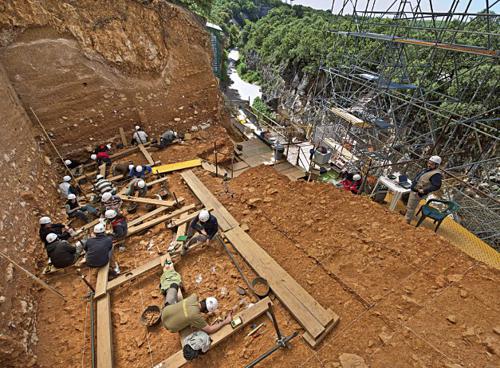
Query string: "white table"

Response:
xmin=370 ymin=176 xmax=411 ymax=211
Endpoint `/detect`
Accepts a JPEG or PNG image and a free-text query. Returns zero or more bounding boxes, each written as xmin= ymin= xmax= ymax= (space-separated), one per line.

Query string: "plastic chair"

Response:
xmin=415 ymin=199 xmax=460 ymax=232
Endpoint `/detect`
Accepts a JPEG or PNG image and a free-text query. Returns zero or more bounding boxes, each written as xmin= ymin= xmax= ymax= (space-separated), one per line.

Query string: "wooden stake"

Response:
xmin=0 ymin=250 xmax=66 ymax=301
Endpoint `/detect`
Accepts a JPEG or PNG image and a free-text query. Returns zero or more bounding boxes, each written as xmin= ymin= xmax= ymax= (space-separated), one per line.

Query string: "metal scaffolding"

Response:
xmin=264 ymin=1 xmax=500 ymax=247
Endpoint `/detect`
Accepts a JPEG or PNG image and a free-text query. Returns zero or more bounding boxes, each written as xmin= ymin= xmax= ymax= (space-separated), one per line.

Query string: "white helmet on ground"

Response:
xmin=96 ymin=174 xmax=104 ymax=181
xmin=429 ymin=155 xmax=442 ymax=165
xmin=101 ymin=192 xmax=112 ymax=202
xmin=105 ymin=209 xmax=117 ymax=219
xmin=63 ymin=175 xmax=71 ymax=182
xmin=45 ymin=233 xmax=58 ymax=244
xmin=136 ymin=165 xmax=143 ymax=173
xmin=205 ymin=297 xmax=218 ymax=313
xmin=39 ymin=216 xmax=51 ymax=225
xmin=137 ymin=180 xmax=146 ymax=188
xmin=67 ymin=193 xmax=77 ymax=200
xmin=128 ymin=164 xmax=134 ymax=170
xmin=199 ymin=209 xmax=210 ymax=223
xmin=64 ymin=160 xmax=72 ymax=166
xmin=135 ymin=125 xmax=141 ymax=131
xmin=93 ymin=223 xmax=105 ymax=234
xmin=91 ymin=154 xmax=97 ymax=160
xmin=353 ymin=174 xmax=361 ymax=181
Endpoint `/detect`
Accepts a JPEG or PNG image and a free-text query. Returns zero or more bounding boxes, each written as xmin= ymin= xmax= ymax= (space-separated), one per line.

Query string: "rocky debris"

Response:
xmin=446 ymin=274 xmax=463 ymax=283
xmin=339 ymin=353 xmax=368 ymax=368
xmin=247 ymin=198 xmax=262 ymax=207
xmin=378 ymin=330 xmax=393 ymax=345
xmin=493 ymin=326 xmax=500 ymax=335
xmin=483 ymin=337 xmax=500 ymax=355
xmin=446 ymin=315 xmax=457 ymax=324
xmin=460 ymin=289 xmax=468 ymax=298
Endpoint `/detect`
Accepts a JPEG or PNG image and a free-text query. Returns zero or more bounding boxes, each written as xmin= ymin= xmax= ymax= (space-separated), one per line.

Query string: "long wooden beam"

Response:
xmin=128 ymin=206 xmax=170 ymax=227
xmin=96 ymin=295 xmax=113 ymax=368
xmin=156 ymin=297 xmax=272 ymax=368
xmin=119 ymin=127 xmax=128 ymax=146
xmin=139 ymin=144 xmax=156 ymax=166
xmin=127 ymin=205 xmax=194 ymax=236
xmin=120 ymin=195 xmax=183 ymax=208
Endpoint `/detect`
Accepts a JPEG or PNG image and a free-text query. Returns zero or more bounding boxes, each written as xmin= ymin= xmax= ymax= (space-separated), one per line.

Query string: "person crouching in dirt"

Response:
xmin=65 ymin=193 xmax=99 ymax=223
xmin=183 ymin=331 xmax=212 ymax=361
xmin=104 ymin=209 xmax=128 ymax=241
xmin=45 ymin=233 xmax=83 ymax=269
xmin=126 ymin=178 xmax=147 ymax=197
xmin=159 ymin=259 xmax=182 ymax=307
xmin=182 ymin=210 xmax=218 ymax=255
xmin=151 ymin=130 xmax=181 ymax=150
xmin=39 ymin=216 xmax=72 ymax=247
xmin=161 ymin=294 xmax=232 ymax=334
xmin=128 ymin=165 xmax=152 ymax=179
xmin=339 ymin=173 xmax=362 ymax=194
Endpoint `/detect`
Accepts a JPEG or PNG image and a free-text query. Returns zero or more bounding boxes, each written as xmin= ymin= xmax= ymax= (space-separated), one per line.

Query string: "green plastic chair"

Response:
xmin=415 ymin=199 xmax=460 ymax=232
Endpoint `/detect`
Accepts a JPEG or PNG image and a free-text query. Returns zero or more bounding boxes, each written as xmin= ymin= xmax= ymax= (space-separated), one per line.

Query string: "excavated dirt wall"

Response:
xmin=0 ymin=0 xmax=227 ymax=157
xmin=0 ymin=64 xmax=64 ymax=367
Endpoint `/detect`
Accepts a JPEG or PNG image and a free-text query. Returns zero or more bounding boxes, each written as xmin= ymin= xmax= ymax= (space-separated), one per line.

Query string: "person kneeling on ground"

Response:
xmin=66 ymin=194 xmax=98 ymax=223
xmin=126 ymin=178 xmax=147 ymax=197
xmin=183 ymin=210 xmax=218 ymax=254
xmin=105 ymin=209 xmax=128 ymax=241
xmin=152 ymin=130 xmax=178 ymax=149
xmin=339 ymin=173 xmax=362 ymax=194
xmin=39 ymin=216 xmax=72 ymax=246
xmin=160 ymin=259 xmax=182 ymax=307
xmin=45 ymin=233 xmax=83 ymax=269
xmin=101 ymin=191 xmax=123 ymax=212
xmin=183 ymin=331 xmax=212 ymax=361
xmin=161 ymin=294 xmax=231 ymax=334
xmin=128 ymin=165 xmax=152 ymax=179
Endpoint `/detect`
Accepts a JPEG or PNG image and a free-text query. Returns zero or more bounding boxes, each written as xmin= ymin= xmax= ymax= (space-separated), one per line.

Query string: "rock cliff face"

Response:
xmin=0 ymin=0 xmax=226 ymax=157
xmin=0 ymin=64 xmax=62 ymax=367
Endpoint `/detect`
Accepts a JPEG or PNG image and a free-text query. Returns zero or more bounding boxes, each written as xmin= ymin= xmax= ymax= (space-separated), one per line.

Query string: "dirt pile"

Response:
xmin=0 ymin=0 xmax=228 ymax=156
xmin=0 ymin=65 xmax=64 ymax=367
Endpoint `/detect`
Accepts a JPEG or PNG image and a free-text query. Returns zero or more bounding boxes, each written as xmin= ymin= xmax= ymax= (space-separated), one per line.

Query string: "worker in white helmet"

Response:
xmin=93 ymin=143 xmax=112 ymax=168
xmin=45 ymin=233 xmax=83 ymax=269
xmin=101 ymin=191 xmax=123 ymax=212
xmin=64 ymin=158 xmax=83 ymax=175
xmin=404 ymin=155 xmax=443 ymax=224
xmin=39 ymin=216 xmax=72 ymax=246
xmin=94 ymin=175 xmax=116 ymax=196
xmin=65 ymin=193 xmax=98 ymax=223
xmin=105 ymin=209 xmax=128 ymax=241
xmin=161 ymin=293 xmax=232 ymax=335
xmin=126 ymin=178 xmax=147 ymax=197
xmin=58 ymin=175 xmax=77 ymax=199
xmin=128 ymin=164 xmax=152 ymax=179
xmin=152 ymin=129 xmax=179 ymax=150
xmin=81 ymin=223 xmax=115 ymax=271
xmin=131 ymin=125 xmax=149 ymax=145
xmin=339 ymin=172 xmax=363 ymax=194
xmin=182 ymin=210 xmax=218 ymax=254
xmin=112 ymin=161 xmax=134 ymax=177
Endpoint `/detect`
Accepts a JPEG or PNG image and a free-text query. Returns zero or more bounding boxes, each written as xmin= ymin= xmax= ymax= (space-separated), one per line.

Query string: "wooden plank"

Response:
xmin=106 ymin=254 xmax=168 ymax=293
xmin=273 ymin=162 xmax=293 ymax=173
xmin=96 ymin=294 xmax=113 ymax=368
xmin=181 ymin=170 xmax=239 ymax=232
xmin=243 ymin=152 xmax=274 ymax=167
xmin=139 ymin=144 xmax=155 ymax=166
xmin=99 ymin=163 xmax=107 ymax=178
xmin=107 ymin=174 xmax=124 ymax=182
xmin=127 ymin=205 xmax=195 ymax=236
xmin=302 ymin=309 xmax=340 ymax=348
xmin=94 ymin=262 xmax=110 ymax=298
xmin=231 ymin=161 xmax=249 ymax=171
xmin=74 ymin=218 xmax=100 ymax=235
xmin=156 ymin=297 xmax=272 ymax=368
xmin=110 ymin=142 xmax=151 ymax=160
xmin=152 ymin=159 xmax=202 ymax=175
xmin=120 ymin=195 xmax=183 ymax=208
xmin=119 ymin=127 xmax=128 ymax=146
xmin=128 ymin=206 xmax=170 ymax=227
xmin=201 ymin=161 xmax=228 ymax=177
xmin=146 ymin=176 xmax=169 ymax=188
xmin=225 ymin=227 xmax=332 ymax=339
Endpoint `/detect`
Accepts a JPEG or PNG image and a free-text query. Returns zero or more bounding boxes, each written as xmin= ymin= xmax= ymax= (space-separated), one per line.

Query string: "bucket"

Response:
xmin=274 ymin=143 xmax=285 ymax=161
xmin=140 ymin=305 xmax=161 ymax=327
xmin=251 ymin=277 xmax=270 ymax=298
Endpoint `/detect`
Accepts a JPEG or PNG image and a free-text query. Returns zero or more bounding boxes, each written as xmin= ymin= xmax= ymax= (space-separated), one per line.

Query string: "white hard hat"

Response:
xmin=105 ymin=209 xmax=117 ymax=219
xmin=106 ymin=144 xmax=112 ymax=150
xmin=199 ymin=209 xmax=210 ymax=223
xmin=135 ymin=125 xmax=140 ymax=130
xmin=45 ymin=233 xmax=58 ymax=244
xmin=96 ymin=174 xmax=104 ymax=181
xmin=136 ymin=165 xmax=143 ymax=173
xmin=91 ymin=154 xmax=97 ymax=160
xmin=63 ymin=175 xmax=71 ymax=182
xmin=64 ymin=160 xmax=72 ymax=166
xmin=67 ymin=193 xmax=77 ymax=200
xmin=137 ymin=180 xmax=146 ymax=188
xmin=205 ymin=297 xmax=218 ymax=313
xmin=101 ymin=192 xmax=112 ymax=202
xmin=39 ymin=216 xmax=51 ymax=225
xmin=353 ymin=174 xmax=361 ymax=181
xmin=429 ymin=155 xmax=442 ymax=165
xmin=93 ymin=223 xmax=105 ymax=234
xmin=128 ymin=164 xmax=134 ymax=170
xmin=174 ymin=132 xmax=178 ymax=138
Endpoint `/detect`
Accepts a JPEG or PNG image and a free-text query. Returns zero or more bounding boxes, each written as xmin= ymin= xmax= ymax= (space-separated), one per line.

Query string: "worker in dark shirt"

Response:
xmin=182 ymin=210 xmax=218 ymax=254
xmin=45 ymin=233 xmax=83 ymax=269
xmin=404 ymin=155 xmax=443 ymax=224
xmin=82 ymin=223 xmax=113 ymax=268
xmin=105 ymin=209 xmax=128 ymax=241
xmin=39 ymin=216 xmax=71 ymax=246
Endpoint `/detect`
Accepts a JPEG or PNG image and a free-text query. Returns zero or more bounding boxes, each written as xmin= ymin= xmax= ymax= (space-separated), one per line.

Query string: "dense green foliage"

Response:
xmin=252 ymin=96 xmax=275 ymax=120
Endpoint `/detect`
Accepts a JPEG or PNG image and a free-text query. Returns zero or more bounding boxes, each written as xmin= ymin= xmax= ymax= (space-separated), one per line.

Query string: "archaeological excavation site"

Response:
xmin=0 ymin=1 xmax=499 ymax=368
